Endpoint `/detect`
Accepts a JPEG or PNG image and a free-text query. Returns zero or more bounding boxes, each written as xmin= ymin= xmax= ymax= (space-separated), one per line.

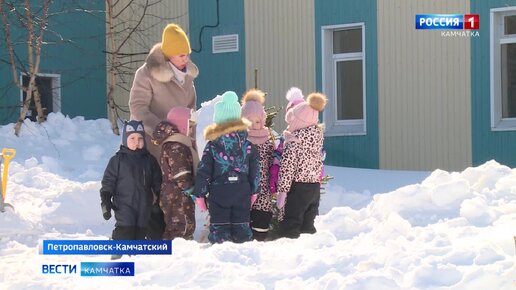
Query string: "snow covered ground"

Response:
xmin=0 ymin=99 xmax=515 ymax=289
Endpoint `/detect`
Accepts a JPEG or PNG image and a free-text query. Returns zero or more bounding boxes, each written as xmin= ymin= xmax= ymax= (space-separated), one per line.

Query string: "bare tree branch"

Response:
xmin=113 ymin=0 xmax=135 ymax=19
xmin=103 ymin=50 xmax=148 ymax=56
xmin=0 ymin=0 xmax=23 ymax=90
xmin=114 ymin=0 xmax=148 ymax=54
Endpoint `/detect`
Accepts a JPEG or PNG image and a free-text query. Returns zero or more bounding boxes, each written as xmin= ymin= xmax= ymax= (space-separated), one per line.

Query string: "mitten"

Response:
xmin=101 ymin=201 xmax=112 ymax=220
xmin=182 ymin=186 xmax=194 ymax=197
xmin=151 ymin=202 xmax=162 ymax=213
xmin=195 ymin=197 xmax=207 ymax=212
xmin=276 ymin=192 xmax=287 ymax=209
xmin=269 ymin=164 xmax=279 ymax=193
xmin=320 ymin=148 xmax=326 ymax=182
xmin=251 ymin=194 xmax=258 ymax=207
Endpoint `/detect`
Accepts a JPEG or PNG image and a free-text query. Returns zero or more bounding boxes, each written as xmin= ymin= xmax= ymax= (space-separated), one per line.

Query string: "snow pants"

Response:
xmin=160 ymin=190 xmax=195 ymax=240
xmin=112 ymin=226 xmax=146 ymax=240
xmin=207 ymin=183 xmax=253 ymax=244
xmin=278 ymin=182 xmax=320 ymax=239
xmin=250 ymin=209 xmax=273 ymax=241
xmin=146 ymin=203 xmax=166 ymax=240
xmin=113 ymin=201 xmax=158 ymax=240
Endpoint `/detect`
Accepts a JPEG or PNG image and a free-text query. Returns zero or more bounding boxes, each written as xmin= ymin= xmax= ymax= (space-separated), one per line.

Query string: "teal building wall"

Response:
xmin=189 ymin=0 xmax=246 ymax=105
xmin=471 ymin=0 xmax=516 ymax=167
xmin=314 ymin=0 xmax=379 ymax=168
xmin=0 ymin=1 xmax=106 ymax=124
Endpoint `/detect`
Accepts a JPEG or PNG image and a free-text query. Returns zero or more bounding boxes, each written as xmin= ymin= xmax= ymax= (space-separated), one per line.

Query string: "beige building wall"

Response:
xmin=378 ymin=0 xmax=472 ymax=171
xmin=244 ymin=0 xmax=315 ymax=132
xmin=107 ymin=0 xmax=189 ymax=121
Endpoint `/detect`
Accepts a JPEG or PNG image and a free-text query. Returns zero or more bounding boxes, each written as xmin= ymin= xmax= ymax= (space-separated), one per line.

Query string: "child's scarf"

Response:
xmin=247 ymin=128 xmax=270 ymax=144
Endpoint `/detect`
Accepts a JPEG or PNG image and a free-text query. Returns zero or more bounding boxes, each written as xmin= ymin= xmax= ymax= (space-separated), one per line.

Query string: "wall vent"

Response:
xmin=212 ymin=34 xmax=239 ymax=53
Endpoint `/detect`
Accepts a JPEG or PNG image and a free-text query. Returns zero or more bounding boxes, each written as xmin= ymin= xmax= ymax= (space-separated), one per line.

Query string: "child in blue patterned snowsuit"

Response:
xmin=193 ymin=91 xmax=260 ymax=244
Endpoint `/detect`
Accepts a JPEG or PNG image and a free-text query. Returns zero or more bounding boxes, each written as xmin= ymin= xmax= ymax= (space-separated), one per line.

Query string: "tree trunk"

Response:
xmin=32 ymin=86 xmax=45 ymax=123
xmin=5 ymin=0 xmax=50 ymax=135
xmin=106 ymin=0 xmax=120 ymax=135
xmin=32 ymin=0 xmax=49 ymax=123
xmin=14 ymin=83 xmax=35 ymax=136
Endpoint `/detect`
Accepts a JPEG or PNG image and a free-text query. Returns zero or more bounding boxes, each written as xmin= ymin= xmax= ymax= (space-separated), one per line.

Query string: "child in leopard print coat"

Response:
xmin=270 ymin=87 xmax=312 ymax=224
xmin=275 ymin=92 xmax=327 ymax=239
xmin=240 ymin=89 xmax=275 ymax=241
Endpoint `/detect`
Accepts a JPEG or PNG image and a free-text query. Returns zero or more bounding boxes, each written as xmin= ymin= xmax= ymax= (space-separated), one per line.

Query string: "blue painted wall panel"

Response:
xmin=315 ymin=0 xmax=379 ymax=168
xmin=189 ymin=0 xmax=246 ymax=105
xmin=471 ymin=0 xmax=516 ymax=167
xmin=0 ymin=1 xmax=106 ymax=124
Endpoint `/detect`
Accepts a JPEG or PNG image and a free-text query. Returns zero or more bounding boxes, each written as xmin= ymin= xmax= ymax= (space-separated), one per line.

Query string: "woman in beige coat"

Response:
xmin=129 ymin=23 xmax=199 ymax=160
xmin=129 ymin=23 xmax=199 ymax=239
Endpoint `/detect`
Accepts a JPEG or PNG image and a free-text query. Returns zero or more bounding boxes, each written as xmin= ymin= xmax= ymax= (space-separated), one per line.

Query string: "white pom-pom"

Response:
xmin=286 ymin=87 xmax=304 ymax=102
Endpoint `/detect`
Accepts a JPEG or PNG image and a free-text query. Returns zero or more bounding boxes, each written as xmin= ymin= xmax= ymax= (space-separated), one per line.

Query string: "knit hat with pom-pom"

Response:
xmin=213 ymin=91 xmax=242 ymax=124
xmin=241 ymin=89 xmax=266 ymax=129
xmin=166 ymin=106 xmax=192 ymax=136
xmin=285 ymin=87 xmax=305 ymax=113
xmin=286 ymin=92 xmax=327 ymax=132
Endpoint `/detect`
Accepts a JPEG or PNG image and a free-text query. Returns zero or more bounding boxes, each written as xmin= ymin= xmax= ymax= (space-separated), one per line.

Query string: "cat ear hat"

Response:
xmin=122 ymin=120 xmax=145 ymax=147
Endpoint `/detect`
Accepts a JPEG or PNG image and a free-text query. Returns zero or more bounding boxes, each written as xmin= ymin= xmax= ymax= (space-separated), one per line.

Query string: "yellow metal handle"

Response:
xmin=1 ymin=148 xmax=16 ymax=200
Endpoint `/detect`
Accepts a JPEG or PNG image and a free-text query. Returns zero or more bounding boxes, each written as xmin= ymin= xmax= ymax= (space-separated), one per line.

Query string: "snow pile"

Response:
xmin=0 ymin=107 xmax=514 ymax=289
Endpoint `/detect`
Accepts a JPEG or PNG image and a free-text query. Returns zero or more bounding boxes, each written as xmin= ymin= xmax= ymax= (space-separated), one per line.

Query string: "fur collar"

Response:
xmin=204 ymin=118 xmax=251 ymax=141
xmin=146 ymin=43 xmax=199 ymax=83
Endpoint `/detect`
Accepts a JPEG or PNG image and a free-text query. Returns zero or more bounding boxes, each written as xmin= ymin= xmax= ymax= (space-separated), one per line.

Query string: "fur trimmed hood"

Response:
xmin=146 ymin=43 xmax=199 ymax=83
xmin=204 ymin=118 xmax=251 ymax=141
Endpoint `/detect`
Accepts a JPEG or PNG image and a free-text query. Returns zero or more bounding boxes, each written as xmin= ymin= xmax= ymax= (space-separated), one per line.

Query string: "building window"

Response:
xmin=491 ymin=8 xmax=516 ymax=130
xmin=322 ymin=23 xmax=366 ymax=136
xmin=20 ymin=74 xmax=61 ymax=121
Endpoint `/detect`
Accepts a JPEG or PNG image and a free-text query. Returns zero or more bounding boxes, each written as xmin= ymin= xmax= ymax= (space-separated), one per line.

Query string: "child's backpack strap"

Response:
xmin=163 ymin=135 xmax=200 ymax=174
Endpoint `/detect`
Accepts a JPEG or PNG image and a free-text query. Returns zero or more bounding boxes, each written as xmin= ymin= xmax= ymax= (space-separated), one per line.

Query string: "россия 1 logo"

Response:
xmin=416 ymin=14 xmax=479 ymax=30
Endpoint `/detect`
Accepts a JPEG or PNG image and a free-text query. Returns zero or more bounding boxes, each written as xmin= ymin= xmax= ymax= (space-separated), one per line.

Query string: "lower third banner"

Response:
xmin=80 ymin=262 xmax=134 ymax=277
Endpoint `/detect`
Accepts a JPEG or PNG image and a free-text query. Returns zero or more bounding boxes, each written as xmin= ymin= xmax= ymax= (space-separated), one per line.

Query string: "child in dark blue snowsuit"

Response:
xmin=193 ymin=91 xmax=260 ymax=244
xmin=100 ymin=120 xmax=162 ymax=243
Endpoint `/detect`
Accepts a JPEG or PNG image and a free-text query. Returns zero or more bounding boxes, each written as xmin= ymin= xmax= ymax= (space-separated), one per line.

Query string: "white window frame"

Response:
xmin=19 ymin=73 xmax=61 ymax=116
xmin=491 ymin=7 xmax=516 ymax=130
xmin=321 ymin=23 xmax=366 ymax=136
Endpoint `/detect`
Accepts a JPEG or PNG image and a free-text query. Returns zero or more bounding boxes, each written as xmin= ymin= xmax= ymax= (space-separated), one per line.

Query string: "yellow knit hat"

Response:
xmin=161 ymin=24 xmax=191 ymax=58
